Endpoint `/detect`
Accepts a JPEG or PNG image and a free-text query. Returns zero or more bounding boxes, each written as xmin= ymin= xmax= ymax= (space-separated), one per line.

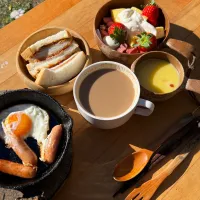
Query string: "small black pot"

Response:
xmin=0 ymin=89 xmax=73 ymax=190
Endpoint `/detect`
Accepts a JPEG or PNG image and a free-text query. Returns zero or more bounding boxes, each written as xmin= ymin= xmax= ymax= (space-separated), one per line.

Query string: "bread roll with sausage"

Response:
xmin=21 ymin=30 xmax=71 ymax=61
xmin=35 ymin=51 xmax=86 ymax=87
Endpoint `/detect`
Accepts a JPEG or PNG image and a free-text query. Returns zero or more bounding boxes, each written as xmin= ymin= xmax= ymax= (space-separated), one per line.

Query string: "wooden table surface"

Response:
xmin=0 ymin=0 xmax=200 ymax=199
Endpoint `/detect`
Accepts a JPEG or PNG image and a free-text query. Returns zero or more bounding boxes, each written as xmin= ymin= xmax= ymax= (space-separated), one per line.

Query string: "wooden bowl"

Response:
xmin=131 ymin=51 xmax=198 ymax=102
xmin=131 ymin=51 xmax=184 ymax=101
xmin=17 ymin=27 xmax=92 ymax=96
xmin=93 ymin=0 xmax=170 ymax=66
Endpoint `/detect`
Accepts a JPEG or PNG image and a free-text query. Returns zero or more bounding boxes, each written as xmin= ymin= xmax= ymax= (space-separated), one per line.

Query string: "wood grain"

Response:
xmin=0 ymin=0 xmax=81 ymax=55
xmin=0 ymin=0 xmax=200 ymax=199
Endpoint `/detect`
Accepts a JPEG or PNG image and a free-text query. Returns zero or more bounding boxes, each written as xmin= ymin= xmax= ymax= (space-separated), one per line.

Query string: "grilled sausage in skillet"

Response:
xmin=41 ymin=125 xmax=63 ymax=164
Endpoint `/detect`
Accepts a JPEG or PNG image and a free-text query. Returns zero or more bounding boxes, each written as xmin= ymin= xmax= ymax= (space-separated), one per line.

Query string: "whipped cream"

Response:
xmin=118 ymin=9 xmax=157 ymax=37
xmin=103 ymin=36 xmax=120 ymax=49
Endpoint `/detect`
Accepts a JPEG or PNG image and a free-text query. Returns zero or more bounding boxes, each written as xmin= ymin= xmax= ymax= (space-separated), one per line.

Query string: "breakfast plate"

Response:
xmin=0 ymin=89 xmax=73 ymax=190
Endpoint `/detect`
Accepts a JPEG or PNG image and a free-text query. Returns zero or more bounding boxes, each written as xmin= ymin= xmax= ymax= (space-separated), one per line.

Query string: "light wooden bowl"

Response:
xmin=131 ymin=51 xmax=185 ymax=102
xmin=93 ymin=0 xmax=170 ymax=66
xmin=16 ymin=27 xmax=92 ymax=96
xmin=131 ymin=50 xmax=198 ymax=102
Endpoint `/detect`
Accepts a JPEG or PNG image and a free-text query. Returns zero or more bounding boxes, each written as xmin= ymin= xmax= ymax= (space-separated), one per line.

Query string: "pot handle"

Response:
xmin=166 ymin=38 xmax=196 ymax=71
xmin=166 ymin=38 xmax=195 ymax=60
xmin=166 ymin=39 xmax=200 ymax=94
xmin=185 ymin=79 xmax=200 ymax=94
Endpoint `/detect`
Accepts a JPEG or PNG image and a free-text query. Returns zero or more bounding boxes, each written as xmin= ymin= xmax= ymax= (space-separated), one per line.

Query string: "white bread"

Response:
xmin=35 ymin=51 xmax=86 ymax=87
xmin=30 ymin=38 xmax=72 ymax=62
xmin=27 ymin=40 xmax=80 ymax=78
xmin=21 ymin=30 xmax=71 ymax=61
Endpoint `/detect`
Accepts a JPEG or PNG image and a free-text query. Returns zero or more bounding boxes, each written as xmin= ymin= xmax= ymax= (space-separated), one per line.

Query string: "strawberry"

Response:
xmin=135 ymin=32 xmax=157 ymax=52
xmin=108 ymin=22 xmax=126 ymax=43
xmin=142 ymin=0 xmax=159 ymax=26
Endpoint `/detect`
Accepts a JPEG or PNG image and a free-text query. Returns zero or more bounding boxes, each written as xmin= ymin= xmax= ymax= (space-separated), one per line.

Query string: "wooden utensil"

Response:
xmin=113 ymin=114 xmax=198 ymax=182
xmin=125 ymin=133 xmax=200 ymax=200
xmin=113 ymin=147 xmax=153 ymax=182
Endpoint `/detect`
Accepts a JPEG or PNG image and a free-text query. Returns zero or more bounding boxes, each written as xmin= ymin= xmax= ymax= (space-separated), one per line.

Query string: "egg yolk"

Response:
xmin=5 ymin=112 xmax=32 ymax=137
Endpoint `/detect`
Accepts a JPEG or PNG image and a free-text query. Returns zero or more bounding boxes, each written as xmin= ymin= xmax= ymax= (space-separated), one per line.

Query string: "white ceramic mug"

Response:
xmin=73 ymin=61 xmax=155 ymax=129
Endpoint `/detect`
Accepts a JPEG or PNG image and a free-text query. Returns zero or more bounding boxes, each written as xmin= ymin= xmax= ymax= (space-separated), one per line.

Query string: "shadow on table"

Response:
xmin=151 ymin=132 xmax=200 ymax=199
xmin=56 ymin=115 xmax=199 ymax=200
xmin=120 ymin=130 xmax=200 ymax=200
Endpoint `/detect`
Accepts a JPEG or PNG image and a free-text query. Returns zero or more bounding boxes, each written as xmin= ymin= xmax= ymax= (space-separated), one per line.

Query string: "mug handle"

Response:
xmin=135 ymin=98 xmax=155 ymax=116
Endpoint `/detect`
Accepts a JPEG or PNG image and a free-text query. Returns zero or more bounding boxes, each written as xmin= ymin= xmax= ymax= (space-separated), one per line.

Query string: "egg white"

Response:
xmin=23 ymin=106 xmax=49 ymax=144
xmin=0 ymin=104 xmax=49 ymax=145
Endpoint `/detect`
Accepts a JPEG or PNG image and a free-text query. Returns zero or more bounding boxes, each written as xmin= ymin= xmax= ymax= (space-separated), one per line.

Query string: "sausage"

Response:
xmin=0 ymin=159 xmax=37 ymax=178
xmin=10 ymin=137 xmax=38 ymax=166
xmin=44 ymin=125 xmax=63 ymax=164
xmin=2 ymin=123 xmax=38 ymax=166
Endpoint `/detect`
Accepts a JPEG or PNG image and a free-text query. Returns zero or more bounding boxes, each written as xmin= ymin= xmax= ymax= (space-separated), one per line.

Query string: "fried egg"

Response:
xmin=0 ymin=104 xmax=49 ymax=145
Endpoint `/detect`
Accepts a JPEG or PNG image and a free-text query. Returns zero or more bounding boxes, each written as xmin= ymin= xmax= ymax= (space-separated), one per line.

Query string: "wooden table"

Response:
xmin=0 ymin=0 xmax=200 ymax=199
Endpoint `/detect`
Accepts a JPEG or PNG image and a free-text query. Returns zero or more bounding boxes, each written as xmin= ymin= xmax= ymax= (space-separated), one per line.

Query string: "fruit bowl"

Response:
xmin=93 ymin=0 xmax=169 ymax=66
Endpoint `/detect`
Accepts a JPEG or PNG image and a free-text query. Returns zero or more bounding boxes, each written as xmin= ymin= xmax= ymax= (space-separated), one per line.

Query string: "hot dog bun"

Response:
xmin=35 ymin=51 xmax=86 ymax=87
xmin=40 ymin=125 xmax=62 ymax=164
xmin=2 ymin=123 xmax=38 ymax=167
xmin=21 ymin=30 xmax=71 ymax=61
xmin=0 ymin=159 xmax=37 ymax=178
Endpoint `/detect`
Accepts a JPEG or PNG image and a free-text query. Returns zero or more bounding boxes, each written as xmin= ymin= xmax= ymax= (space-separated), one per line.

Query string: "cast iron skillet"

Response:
xmin=0 ymin=89 xmax=73 ymax=190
